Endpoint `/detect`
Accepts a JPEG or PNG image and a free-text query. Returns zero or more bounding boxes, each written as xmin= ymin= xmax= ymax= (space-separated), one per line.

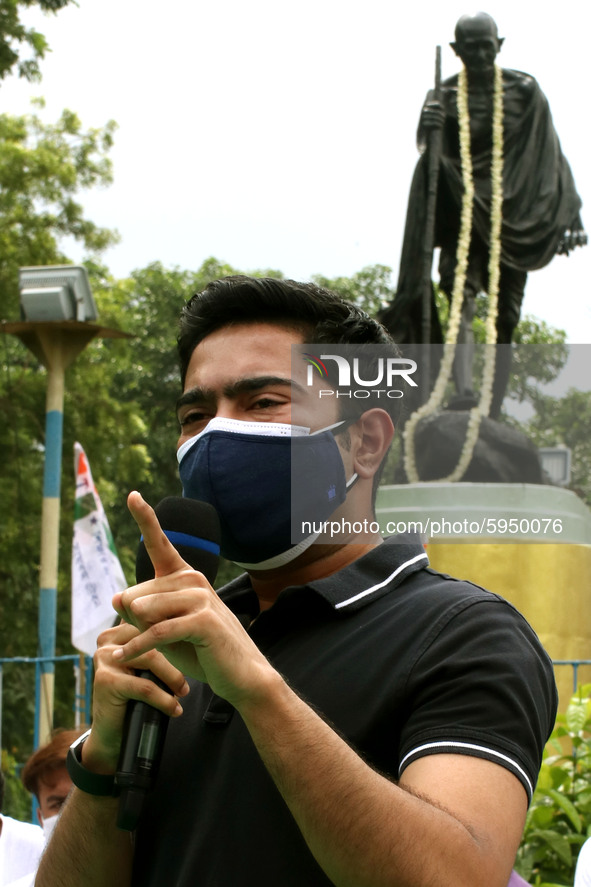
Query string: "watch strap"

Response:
xmin=66 ymin=729 xmax=118 ymax=797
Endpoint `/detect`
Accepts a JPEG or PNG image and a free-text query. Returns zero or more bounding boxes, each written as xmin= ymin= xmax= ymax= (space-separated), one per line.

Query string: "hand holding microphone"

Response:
xmin=114 ymin=493 xmax=220 ymax=831
xmin=113 ymin=492 xmax=271 ymax=706
xmin=111 ymin=491 xmax=278 ymax=830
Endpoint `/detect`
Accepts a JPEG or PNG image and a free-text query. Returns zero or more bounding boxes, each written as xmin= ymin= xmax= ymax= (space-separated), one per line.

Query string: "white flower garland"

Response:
xmin=403 ymin=64 xmax=504 ymax=483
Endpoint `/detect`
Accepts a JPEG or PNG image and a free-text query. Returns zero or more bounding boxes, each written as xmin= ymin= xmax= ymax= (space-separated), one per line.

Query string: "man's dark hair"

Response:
xmin=178 ymin=275 xmax=401 ymax=422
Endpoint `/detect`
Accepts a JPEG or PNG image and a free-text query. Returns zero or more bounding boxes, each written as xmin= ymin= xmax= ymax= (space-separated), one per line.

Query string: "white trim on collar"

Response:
xmin=334 ymin=551 xmax=429 ymax=610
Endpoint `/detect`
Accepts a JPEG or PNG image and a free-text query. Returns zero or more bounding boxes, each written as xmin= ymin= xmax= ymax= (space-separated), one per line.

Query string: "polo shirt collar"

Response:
xmin=306 ymin=535 xmax=429 ymax=612
xmin=220 ymin=536 xmax=429 ymax=616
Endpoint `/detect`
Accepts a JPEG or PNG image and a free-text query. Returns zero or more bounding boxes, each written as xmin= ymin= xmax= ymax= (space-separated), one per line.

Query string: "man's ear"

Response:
xmin=450 ymin=40 xmax=459 ymax=56
xmin=497 ymin=37 xmax=504 ymax=51
xmin=350 ymin=409 xmax=394 ymax=480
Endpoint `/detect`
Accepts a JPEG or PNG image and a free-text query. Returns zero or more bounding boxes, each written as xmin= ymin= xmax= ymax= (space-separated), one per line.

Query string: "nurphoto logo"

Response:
xmin=303 ymin=350 xmax=418 ymax=400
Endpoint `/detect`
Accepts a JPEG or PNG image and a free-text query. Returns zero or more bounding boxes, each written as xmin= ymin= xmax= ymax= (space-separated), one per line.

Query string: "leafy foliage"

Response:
xmin=0 ymin=99 xmax=118 ymax=761
xmin=313 ymin=264 xmax=397 ymax=317
xmin=0 ymin=100 xmax=118 ymax=321
xmin=504 ymin=321 xmax=569 ymax=412
xmin=0 ymin=0 xmax=74 ymax=82
xmin=516 ymin=389 xmax=591 ymax=506
xmin=516 ymin=685 xmax=591 ymax=885
xmin=1 ymin=749 xmax=31 ymax=820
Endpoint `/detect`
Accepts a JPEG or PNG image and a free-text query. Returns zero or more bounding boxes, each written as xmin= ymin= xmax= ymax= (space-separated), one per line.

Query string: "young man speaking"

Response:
xmin=38 ymin=276 xmax=556 ymax=887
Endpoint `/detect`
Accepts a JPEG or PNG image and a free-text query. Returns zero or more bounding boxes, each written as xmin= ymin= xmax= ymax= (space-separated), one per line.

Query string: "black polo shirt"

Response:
xmin=132 ymin=537 xmax=557 ymax=887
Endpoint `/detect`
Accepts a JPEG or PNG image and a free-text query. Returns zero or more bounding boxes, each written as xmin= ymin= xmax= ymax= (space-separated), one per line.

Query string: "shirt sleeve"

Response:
xmin=575 ymin=839 xmax=591 ymax=887
xmin=397 ymin=593 xmax=558 ymax=801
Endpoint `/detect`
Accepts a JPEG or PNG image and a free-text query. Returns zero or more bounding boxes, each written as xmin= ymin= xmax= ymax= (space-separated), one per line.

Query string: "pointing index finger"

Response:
xmin=127 ymin=491 xmax=187 ymax=578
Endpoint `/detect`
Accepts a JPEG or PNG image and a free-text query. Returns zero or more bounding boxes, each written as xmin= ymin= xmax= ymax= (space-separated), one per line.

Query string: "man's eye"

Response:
xmin=179 ymin=411 xmax=209 ymax=428
xmin=253 ymin=398 xmax=282 ymax=409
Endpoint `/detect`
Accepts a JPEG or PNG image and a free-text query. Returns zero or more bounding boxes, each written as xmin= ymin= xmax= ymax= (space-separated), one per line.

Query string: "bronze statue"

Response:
xmin=381 ymin=12 xmax=586 ymax=418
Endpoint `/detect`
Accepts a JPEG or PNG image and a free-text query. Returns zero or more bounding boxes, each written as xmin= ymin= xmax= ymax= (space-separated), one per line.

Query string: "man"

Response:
xmin=382 ymin=12 xmax=586 ymax=417
xmin=21 ymin=728 xmax=84 ymax=840
xmin=37 ymin=276 xmax=556 ymax=886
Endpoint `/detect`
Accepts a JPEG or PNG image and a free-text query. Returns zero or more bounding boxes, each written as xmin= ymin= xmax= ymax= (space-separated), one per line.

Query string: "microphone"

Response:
xmin=115 ymin=497 xmax=220 ymax=831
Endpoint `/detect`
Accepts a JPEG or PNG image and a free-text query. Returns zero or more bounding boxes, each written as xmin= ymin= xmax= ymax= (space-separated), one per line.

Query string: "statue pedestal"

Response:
xmin=376 ymin=483 xmax=591 ymax=706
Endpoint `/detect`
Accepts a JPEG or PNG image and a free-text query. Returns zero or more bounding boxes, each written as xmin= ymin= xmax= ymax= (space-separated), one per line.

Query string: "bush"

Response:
xmin=1 ymin=749 xmax=32 ymax=822
xmin=516 ymin=684 xmax=591 ymax=885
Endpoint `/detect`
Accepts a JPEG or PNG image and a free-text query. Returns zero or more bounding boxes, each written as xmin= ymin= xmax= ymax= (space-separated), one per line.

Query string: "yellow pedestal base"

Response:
xmin=426 ymin=542 xmax=591 ymax=707
xmin=376 ymin=483 xmax=591 ymax=707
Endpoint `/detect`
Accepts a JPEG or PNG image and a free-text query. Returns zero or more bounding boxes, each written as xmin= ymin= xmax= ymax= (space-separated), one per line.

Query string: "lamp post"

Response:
xmin=2 ymin=265 xmax=129 ymax=745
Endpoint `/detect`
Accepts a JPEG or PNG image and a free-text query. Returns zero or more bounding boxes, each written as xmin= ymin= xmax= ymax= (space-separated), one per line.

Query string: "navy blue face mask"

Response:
xmin=177 ymin=417 xmax=357 ymax=569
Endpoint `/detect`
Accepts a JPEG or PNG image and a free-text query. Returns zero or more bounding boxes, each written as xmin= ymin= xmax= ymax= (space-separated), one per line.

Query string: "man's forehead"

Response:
xmin=186 ymin=322 xmax=308 ymax=384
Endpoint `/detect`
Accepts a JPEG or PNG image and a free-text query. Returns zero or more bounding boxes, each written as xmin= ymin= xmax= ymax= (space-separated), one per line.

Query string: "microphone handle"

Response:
xmin=115 ymin=671 xmax=172 ymax=831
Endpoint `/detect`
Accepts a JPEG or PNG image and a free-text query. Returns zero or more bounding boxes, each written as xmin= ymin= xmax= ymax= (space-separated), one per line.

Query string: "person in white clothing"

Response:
xmin=0 ymin=728 xmax=85 ymax=887
xmin=575 ymin=838 xmax=591 ymax=887
xmin=0 ymin=770 xmax=44 ymax=887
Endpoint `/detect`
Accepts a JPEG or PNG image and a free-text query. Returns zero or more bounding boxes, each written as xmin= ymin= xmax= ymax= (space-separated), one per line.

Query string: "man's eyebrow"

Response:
xmin=223 ymin=376 xmax=302 ymax=397
xmin=176 ymin=376 xmax=304 ymax=413
xmin=176 ymin=387 xmax=214 ymax=413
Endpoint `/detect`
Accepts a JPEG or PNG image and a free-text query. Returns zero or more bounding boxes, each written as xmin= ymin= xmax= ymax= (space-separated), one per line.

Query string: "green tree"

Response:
xmin=0 ymin=101 xmax=117 ymax=764
xmin=0 ymin=0 xmax=73 ymax=82
xmin=518 ymin=388 xmax=591 ymax=506
xmin=313 ymin=263 xmax=396 ymax=316
xmin=0 ymin=100 xmax=118 ymax=320
xmin=1 ymin=749 xmax=31 ymax=820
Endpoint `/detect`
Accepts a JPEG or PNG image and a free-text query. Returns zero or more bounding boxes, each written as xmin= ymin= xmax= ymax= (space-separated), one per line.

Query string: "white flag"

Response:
xmin=71 ymin=442 xmax=127 ymax=655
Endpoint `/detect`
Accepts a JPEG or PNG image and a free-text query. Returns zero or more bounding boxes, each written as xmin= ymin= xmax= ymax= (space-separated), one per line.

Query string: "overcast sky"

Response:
xmin=2 ymin=0 xmax=590 ymax=342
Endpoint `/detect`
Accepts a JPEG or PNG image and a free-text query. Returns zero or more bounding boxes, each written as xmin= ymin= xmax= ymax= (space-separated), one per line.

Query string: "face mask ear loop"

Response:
xmin=309 ymin=420 xmax=345 ymax=437
xmin=309 ymin=416 xmax=359 ymax=437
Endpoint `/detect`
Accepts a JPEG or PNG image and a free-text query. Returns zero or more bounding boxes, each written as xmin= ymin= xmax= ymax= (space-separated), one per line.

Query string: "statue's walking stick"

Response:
xmin=419 ymin=45 xmax=442 ymax=404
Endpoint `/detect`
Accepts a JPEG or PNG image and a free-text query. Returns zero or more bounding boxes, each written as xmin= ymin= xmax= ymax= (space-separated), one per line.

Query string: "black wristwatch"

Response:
xmin=66 ymin=729 xmax=118 ymax=797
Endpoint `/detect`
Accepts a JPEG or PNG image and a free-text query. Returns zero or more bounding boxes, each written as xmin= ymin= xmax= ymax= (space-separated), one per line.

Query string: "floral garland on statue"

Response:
xmin=403 ymin=63 xmax=504 ymax=483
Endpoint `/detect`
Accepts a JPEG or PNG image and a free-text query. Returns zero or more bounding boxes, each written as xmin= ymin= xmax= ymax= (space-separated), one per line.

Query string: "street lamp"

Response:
xmin=2 ymin=265 xmax=130 ymax=745
xmin=19 ymin=264 xmax=98 ymax=323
